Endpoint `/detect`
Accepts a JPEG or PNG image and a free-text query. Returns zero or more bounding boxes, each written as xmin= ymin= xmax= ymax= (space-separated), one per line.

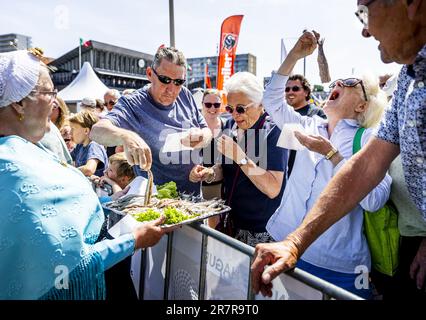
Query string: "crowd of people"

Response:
xmin=0 ymin=0 xmax=424 ymax=300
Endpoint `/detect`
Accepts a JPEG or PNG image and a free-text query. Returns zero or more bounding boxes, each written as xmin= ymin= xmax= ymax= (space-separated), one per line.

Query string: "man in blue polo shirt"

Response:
xmin=90 ymin=47 xmax=212 ymax=195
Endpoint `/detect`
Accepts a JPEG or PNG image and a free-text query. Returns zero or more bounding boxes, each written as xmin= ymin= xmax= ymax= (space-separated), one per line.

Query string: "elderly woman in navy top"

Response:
xmin=262 ymin=31 xmax=391 ymax=298
xmin=190 ymin=72 xmax=288 ymax=247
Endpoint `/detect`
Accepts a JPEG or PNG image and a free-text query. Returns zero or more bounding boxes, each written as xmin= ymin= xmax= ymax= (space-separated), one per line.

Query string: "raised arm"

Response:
xmin=90 ymin=119 xmax=152 ymax=170
xmin=263 ymin=31 xmax=319 ymax=130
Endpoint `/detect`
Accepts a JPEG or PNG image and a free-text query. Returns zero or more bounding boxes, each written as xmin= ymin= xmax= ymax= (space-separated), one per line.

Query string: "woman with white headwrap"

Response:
xmin=0 ymin=50 xmax=167 ymax=299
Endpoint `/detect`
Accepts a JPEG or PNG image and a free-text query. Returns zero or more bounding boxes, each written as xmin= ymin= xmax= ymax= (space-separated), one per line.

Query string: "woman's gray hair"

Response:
xmin=357 ymin=73 xmax=388 ymax=128
xmin=152 ymin=47 xmax=187 ymax=69
xmin=105 ymin=89 xmax=120 ymax=99
xmin=224 ymin=72 xmax=263 ymax=104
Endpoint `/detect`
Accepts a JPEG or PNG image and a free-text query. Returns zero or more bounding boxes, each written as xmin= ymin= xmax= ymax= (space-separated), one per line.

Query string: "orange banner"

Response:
xmin=216 ymin=15 xmax=244 ymax=91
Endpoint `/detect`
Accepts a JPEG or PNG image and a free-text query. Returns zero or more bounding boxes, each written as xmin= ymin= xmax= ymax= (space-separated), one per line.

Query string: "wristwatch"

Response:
xmin=325 ymin=148 xmax=339 ymax=160
xmin=238 ymin=156 xmax=249 ymax=166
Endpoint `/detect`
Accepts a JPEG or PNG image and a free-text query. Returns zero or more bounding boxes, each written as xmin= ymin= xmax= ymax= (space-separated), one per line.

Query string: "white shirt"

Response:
xmin=264 ymin=73 xmax=392 ymax=274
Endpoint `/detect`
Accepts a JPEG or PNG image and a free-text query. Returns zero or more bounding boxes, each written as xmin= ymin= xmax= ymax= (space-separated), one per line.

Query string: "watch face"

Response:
xmin=240 ymin=157 xmax=248 ymax=165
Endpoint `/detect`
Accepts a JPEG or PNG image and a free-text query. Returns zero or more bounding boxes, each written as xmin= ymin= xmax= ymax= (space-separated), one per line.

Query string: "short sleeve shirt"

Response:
xmin=71 ymin=141 xmax=108 ymax=177
xmin=376 ymin=44 xmax=426 ymax=219
xmin=104 ymin=85 xmax=207 ymax=195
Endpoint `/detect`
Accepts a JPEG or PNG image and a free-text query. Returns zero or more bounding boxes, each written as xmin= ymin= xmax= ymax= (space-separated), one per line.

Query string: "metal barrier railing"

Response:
xmin=134 ymin=222 xmax=362 ymax=300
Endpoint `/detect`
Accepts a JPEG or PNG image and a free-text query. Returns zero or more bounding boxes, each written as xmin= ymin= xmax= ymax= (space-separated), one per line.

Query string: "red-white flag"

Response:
xmin=216 ymin=15 xmax=244 ymax=91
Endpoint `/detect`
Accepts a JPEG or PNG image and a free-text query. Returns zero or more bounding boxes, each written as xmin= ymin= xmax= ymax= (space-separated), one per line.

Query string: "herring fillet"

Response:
xmin=144 ymin=169 xmax=153 ymax=206
xmin=317 ymin=38 xmax=331 ymax=83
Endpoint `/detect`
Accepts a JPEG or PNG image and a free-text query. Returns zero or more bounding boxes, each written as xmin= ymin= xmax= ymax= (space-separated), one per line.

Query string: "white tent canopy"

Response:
xmin=58 ymin=62 xmax=109 ymax=104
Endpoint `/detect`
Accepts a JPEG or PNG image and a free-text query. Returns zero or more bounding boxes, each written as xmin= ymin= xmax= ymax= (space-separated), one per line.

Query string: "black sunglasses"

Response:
xmin=106 ymin=100 xmax=116 ymax=106
xmin=329 ymin=78 xmax=368 ymax=102
xmin=225 ymin=104 xmax=249 ymax=114
xmin=204 ymin=102 xmax=221 ymax=109
xmin=285 ymin=86 xmax=303 ymax=93
xmin=152 ymin=68 xmax=186 ymax=86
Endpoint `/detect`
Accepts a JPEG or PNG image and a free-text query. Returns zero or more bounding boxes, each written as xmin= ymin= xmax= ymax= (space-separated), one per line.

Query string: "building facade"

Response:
xmin=187 ymin=53 xmax=256 ymax=89
xmin=50 ymin=40 xmax=153 ymax=91
xmin=50 ymin=41 xmax=256 ymax=92
xmin=0 ymin=33 xmax=32 ymax=53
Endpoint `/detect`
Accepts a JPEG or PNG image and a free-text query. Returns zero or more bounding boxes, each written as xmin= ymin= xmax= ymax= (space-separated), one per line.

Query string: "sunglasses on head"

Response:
xmin=203 ymin=102 xmax=221 ymax=109
xmin=152 ymin=68 xmax=186 ymax=86
xmin=329 ymin=78 xmax=368 ymax=101
xmin=225 ymin=104 xmax=250 ymax=114
xmin=354 ymin=0 xmax=377 ymax=29
xmin=285 ymin=86 xmax=303 ymax=93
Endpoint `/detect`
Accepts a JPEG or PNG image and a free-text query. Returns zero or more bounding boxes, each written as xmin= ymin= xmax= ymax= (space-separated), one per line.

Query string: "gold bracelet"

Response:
xmin=325 ymin=148 xmax=338 ymax=160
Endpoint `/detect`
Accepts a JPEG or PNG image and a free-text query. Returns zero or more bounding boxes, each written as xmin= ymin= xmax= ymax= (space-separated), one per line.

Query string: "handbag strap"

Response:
xmin=226 ymin=113 xmax=268 ymax=206
xmin=352 ymin=127 xmax=365 ymax=154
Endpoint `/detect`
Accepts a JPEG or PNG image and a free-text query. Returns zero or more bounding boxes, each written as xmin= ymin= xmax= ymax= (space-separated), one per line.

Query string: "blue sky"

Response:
xmin=2 ymin=0 xmax=401 ymax=85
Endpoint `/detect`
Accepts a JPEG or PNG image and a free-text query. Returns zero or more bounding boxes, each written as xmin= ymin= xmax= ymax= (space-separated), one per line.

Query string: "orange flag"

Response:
xmin=216 ymin=15 xmax=244 ymax=91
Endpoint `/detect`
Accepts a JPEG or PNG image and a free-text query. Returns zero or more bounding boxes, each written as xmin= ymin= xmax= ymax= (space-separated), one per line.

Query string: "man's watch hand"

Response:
xmin=238 ymin=156 xmax=248 ymax=166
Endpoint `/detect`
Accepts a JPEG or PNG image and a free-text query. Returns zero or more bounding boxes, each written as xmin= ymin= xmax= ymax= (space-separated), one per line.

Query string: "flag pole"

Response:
xmin=78 ymin=38 xmax=82 ymax=71
xmin=169 ymin=0 xmax=175 ymax=47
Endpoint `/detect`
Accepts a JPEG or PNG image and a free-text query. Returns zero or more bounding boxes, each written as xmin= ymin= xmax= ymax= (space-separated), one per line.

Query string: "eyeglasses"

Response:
xmin=152 ymin=68 xmax=186 ymax=86
xmin=30 ymin=88 xmax=58 ymax=100
xmin=106 ymin=100 xmax=117 ymax=106
xmin=355 ymin=0 xmax=377 ymax=29
xmin=225 ymin=104 xmax=251 ymax=114
xmin=329 ymin=78 xmax=368 ymax=101
xmin=285 ymin=86 xmax=303 ymax=93
xmin=203 ymin=102 xmax=221 ymax=109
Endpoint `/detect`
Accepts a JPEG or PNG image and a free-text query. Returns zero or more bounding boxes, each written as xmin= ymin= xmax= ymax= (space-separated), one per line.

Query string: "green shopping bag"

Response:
xmin=353 ymin=128 xmax=400 ymax=276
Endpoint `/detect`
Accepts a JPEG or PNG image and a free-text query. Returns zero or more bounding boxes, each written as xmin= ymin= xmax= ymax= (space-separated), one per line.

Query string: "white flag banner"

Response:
xmin=281 ymin=38 xmax=288 ymax=63
xmin=277 ymin=123 xmax=307 ymax=151
xmin=161 ymin=131 xmax=194 ymax=153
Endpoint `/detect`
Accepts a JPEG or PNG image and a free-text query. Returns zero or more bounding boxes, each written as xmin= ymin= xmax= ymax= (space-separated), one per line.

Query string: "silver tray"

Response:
xmin=102 ymin=196 xmax=231 ymax=229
